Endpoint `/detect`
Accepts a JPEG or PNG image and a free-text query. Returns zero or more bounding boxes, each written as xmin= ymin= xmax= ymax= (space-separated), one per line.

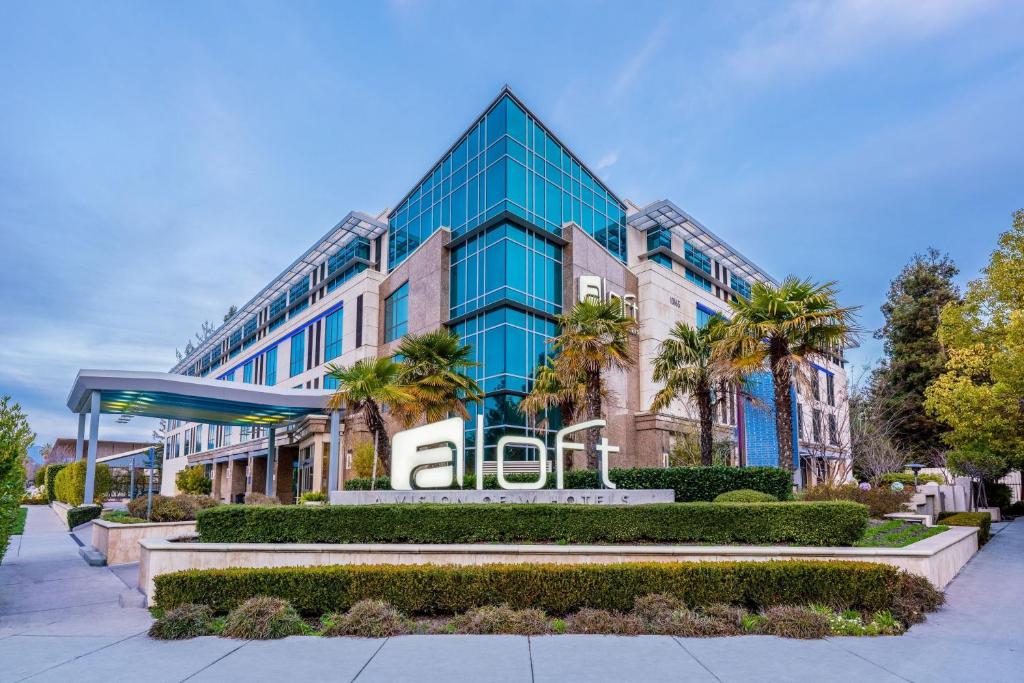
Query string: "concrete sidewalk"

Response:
xmin=2 ymin=506 xmax=1021 ymax=682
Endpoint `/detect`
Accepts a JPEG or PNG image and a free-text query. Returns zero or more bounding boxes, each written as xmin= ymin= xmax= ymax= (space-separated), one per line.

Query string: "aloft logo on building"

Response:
xmin=391 ymin=416 xmax=619 ymax=491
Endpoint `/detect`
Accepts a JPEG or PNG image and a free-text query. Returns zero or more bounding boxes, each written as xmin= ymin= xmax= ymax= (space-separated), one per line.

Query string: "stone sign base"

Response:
xmin=329 ymin=489 xmax=674 ymax=506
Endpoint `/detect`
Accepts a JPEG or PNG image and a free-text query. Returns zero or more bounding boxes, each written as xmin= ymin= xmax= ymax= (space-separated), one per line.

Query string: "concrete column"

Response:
xmin=265 ymin=427 xmax=276 ymax=495
xmin=328 ymin=410 xmax=340 ymax=493
xmin=83 ymin=391 xmax=101 ymax=505
xmin=75 ymin=412 xmax=86 ymax=461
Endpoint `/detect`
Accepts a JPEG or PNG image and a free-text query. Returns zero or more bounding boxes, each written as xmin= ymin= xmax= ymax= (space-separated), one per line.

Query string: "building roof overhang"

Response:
xmin=66 ymin=370 xmax=334 ymax=427
xmin=627 ymin=199 xmax=778 ymax=286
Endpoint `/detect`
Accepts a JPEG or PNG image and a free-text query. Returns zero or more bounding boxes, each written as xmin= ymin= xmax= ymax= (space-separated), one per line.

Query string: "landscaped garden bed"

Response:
xmin=148 ymin=560 xmax=944 ymax=640
xmin=855 ymin=520 xmax=950 ymax=548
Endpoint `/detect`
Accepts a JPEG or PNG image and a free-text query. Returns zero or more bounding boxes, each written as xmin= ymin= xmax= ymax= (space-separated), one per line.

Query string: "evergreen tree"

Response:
xmin=872 ymin=249 xmax=960 ymax=455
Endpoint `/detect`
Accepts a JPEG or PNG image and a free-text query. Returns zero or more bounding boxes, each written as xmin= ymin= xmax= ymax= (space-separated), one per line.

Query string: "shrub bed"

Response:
xmin=803 ymin=484 xmax=912 ymax=517
xmin=127 ymin=494 xmax=218 ymax=522
xmin=344 ymin=466 xmax=793 ymax=502
xmin=936 ymin=511 xmax=991 ymax=545
xmin=196 ymin=501 xmax=867 ymax=547
xmin=880 ymin=473 xmax=944 ymax=486
xmin=714 ymin=489 xmax=778 ymax=503
xmin=153 ymin=560 xmax=941 ymax=626
xmin=67 ymin=504 xmax=102 ymax=528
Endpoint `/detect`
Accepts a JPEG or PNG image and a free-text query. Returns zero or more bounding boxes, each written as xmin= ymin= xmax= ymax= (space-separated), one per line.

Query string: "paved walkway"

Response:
xmin=1 ymin=506 xmax=1021 ymax=682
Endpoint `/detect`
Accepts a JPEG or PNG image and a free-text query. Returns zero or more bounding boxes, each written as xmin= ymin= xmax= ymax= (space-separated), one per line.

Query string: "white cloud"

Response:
xmin=595 ymin=152 xmax=619 ymax=171
xmin=609 ymin=19 xmax=673 ymax=100
xmin=729 ymin=0 xmax=998 ymax=84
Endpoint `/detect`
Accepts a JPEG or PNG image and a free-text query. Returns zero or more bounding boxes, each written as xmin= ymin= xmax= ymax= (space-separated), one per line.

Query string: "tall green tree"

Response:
xmin=872 ymin=249 xmax=960 ymax=455
xmin=718 ymin=277 xmax=859 ymax=474
xmin=1 ymin=396 xmax=34 ymax=560
xmin=394 ymin=329 xmax=482 ymax=424
xmin=325 ymin=357 xmax=413 ymax=472
xmin=650 ymin=318 xmax=741 ymax=466
xmin=925 ymin=209 xmax=1024 ymax=472
xmin=548 ymin=300 xmax=637 ymax=469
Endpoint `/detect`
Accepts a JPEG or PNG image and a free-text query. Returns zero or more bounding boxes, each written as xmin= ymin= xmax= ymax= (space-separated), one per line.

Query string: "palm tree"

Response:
xmin=520 ymin=359 xmax=584 ymax=428
xmin=325 ymin=357 xmax=413 ymax=473
xmin=394 ymin=329 xmax=482 ymax=424
xmin=550 ymin=300 xmax=637 ymax=469
xmin=650 ymin=318 xmax=741 ymax=466
xmin=717 ymin=277 xmax=859 ymax=473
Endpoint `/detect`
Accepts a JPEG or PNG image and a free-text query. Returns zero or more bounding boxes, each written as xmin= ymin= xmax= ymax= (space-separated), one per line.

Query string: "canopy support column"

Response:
xmin=265 ymin=427 xmax=276 ymax=496
xmin=328 ymin=410 xmax=340 ymax=494
xmin=84 ymin=391 xmax=100 ymax=506
xmin=75 ymin=412 xmax=86 ymax=461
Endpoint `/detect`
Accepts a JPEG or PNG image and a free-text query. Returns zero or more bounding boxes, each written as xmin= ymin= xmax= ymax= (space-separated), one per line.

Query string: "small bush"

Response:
xmin=632 ymin=593 xmax=683 ymax=622
xmin=803 ymin=484 xmax=912 ymax=517
xmin=34 ymin=467 xmax=46 ymax=487
xmin=299 ymin=491 xmax=327 ymax=503
xmin=54 ymin=461 xmax=113 ymax=506
xmin=700 ymin=604 xmax=748 ymax=631
xmin=244 ymin=493 xmax=281 ymax=506
xmin=937 ymin=511 xmax=991 ymax=545
xmin=101 ymin=510 xmax=148 ymax=524
xmin=759 ymin=606 xmax=831 ymax=639
xmin=352 ymin=442 xmax=379 ymax=479
xmin=565 ymin=608 xmax=644 ymax=635
xmin=881 ymin=472 xmax=944 ymax=486
xmin=322 ymin=600 xmax=410 ymax=637
xmin=889 ymin=572 xmax=945 ymax=625
xmin=196 ymin=501 xmax=868 ymax=547
xmin=67 ymin=504 xmax=102 ymax=528
xmin=176 ymin=466 xmax=212 ymax=495
xmin=127 ymin=494 xmax=218 ymax=522
xmin=714 ymin=489 xmax=778 ymax=503
xmin=148 ymin=604 xmax=215 ymax=640
xmin=452 ymin=605 xmax=551 ymax=635
xmin=984 ymin=482 xmax=1012 ymax=513
xmin=222 ymin=597 xmax=306 ymax=639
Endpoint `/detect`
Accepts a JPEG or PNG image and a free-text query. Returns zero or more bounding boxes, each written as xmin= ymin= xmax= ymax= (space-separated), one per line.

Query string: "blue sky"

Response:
xmin=2 ymin=1 xmax=1022 ymax=456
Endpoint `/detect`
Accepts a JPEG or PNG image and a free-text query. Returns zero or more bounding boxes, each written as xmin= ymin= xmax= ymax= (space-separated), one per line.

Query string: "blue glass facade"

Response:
xmin=384 ymin=282 xmax=409 ymax=342
xmin=388 ymin=93 xmax=627 ymax=269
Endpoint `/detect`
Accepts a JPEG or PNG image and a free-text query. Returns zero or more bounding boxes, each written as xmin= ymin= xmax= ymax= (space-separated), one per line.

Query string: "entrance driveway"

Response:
xmin=1 ymin=505 xmax=1020 ymax=682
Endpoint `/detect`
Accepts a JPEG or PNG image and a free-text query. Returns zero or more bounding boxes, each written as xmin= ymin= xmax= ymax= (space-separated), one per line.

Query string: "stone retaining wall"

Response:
xmin=92 ymin=519 xmax=196 ymax=565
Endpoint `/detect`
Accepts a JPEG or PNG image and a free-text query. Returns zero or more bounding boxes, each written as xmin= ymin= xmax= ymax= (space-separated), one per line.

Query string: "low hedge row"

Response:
xmin=937 ymin=511 xmax=991 ymax=545
xmin=67 ymin=504 xmax=102 ymax=528
xmin=197 ymin=501 xmax=868 ymax=547
xmin=345 ymin=466 xmax=793 ymax=502
xmin=153 ymin=560 xmax=932 ymax=618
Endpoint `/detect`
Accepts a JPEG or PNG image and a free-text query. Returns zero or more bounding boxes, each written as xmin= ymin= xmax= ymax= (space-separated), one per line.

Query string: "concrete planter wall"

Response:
xmin=138 ymin=526 xmax=978 ymax=604
xmin=92 ymin=519 xmax=196 ymax=566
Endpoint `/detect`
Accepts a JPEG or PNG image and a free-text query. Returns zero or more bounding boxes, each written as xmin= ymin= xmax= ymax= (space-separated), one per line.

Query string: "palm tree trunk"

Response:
xmin=365 ymin=402 xmax=391 ymax=473
xmin=585 ymin=371 xmax=602 ymax=471
xmin=560 ymin=400 xmax=576 ymax=471
xmin=698 ymin=386 xmax=714 ymax=467
xmin=770 ymin=346 xmax=795 ymax=474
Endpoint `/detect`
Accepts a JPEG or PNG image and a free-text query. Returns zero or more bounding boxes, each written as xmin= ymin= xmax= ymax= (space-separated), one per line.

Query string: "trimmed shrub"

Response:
xmin=222 ymin=597 xmax=306 ymax=639
xmin=154 ymin=560 xmax=934 ymax=619
xmin=67 ymin=504 xmax=102 ymax=528
xmin=344 ymin=466 xmax=793 ymax=502
xmin=34 ymin=467 xmax=46 ymax=487
xmin=127 ymin=494 xmax=218 ymax=522
xmin=54 ymin=461 xmax=113 ymax=506
xmin=803 ymin=484 xmax=912 ymax=517
xmin=936 ymin=511 xmax=991 ymax=545
xmin=714 ymin=489 xmax=778 ymax=503
xmin=322 ymin=600 xmax=411 ymax=637
xmin=880 ymin=472 xmax=944 ymax=486
xmin=44 ymin=463 xmax=67 ymax=502
xmin=175 ymin=466 xmax=212 ymax=496
xmin=565 ymin=608 xmax=644 ymax=635
xmin=299 ymin=491 xmax=327 ymax=503
xmin=196 ymin=501 xmax=868 ymax=547
xmin=451 ymin=605 xmax=551 ymax=635
xmin=244 ymin=493 xmax=281 ymax=506
xmin=889 ymin=573 xmax=945 ymax=625
xmin=148 ymin=604 xmax=215 ymax=640
xmin=759 ymin=606 xmax=831 ymax=639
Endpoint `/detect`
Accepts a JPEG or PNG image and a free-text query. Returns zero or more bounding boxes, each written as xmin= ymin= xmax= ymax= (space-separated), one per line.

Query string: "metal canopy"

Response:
xmin=627 ymin=199 xmax=777 ymax=286
xmin=67 ymin=370 xmax=334 ymax=427
xmin=171 ymin=210 xmax=387 ymax=375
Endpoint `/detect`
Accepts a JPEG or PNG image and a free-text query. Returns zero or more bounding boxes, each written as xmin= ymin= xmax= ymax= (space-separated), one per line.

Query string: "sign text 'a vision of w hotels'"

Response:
xmin=391 ymin=416 xmax=619 ymax=491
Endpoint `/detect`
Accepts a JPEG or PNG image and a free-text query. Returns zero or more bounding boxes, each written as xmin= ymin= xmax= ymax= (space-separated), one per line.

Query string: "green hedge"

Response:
xmin=67 ymin=504 xmax=102 ymax=528
xmin=54 ymin=461 xmax=113 ymax=506
xmin=197 ymin=501 xmax=867 ymax=547
xmin=345 ymin=466 xmax=793 ymax=502
xmin=44 ymin=464 xmax=67 ymax=502
xmin=154 ymin=560 xmax=924 ymax=616
xmin=880 ymin=472 xmax=944 ymax=486
xmin=937 ymin=511 xmax=991 ymax=545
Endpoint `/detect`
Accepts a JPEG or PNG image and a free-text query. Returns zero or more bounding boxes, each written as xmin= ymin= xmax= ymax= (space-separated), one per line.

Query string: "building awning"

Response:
xmin=66 ymin=370 xmax=334 ymax=427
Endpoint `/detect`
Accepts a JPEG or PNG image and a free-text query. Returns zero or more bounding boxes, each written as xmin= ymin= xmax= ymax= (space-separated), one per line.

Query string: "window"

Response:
xmin=223 ymin=369 xmax=235 ymax=382
xmin=242 ymin=361 xmax=253 ymax=384
xmin=812 ymin=409 xmax=823 ymax=443
xmin=731 ymin=275 xmax=752 ymax=300
xmin=384 ymin=282 xmax=409 ymax=342
xmin=696 ymin=304 xmax=716 ymax=329
xmin=325 ymin=309 xmax=343 ymax=361
xmin=828 ymin=413 xmax=839 ymax=445
xmin=685 ymin=270 xmax=713 ymax=292
xmin=685 ymin=242 xmax=712 ymax=274
xmin=289 ymin=278 xmax=309 ymax=317
xmin=324 ymin=374 xmax=338 ymax=390
xmin=826 ymin=373 xmax=835 ymax=406
xmin=811 ymin=370 xmax=820 ymax=400
xmin=290 ymin=329 xmax=306 ymax=377
xmin=265 ymin=347 xmax=278 ymax=386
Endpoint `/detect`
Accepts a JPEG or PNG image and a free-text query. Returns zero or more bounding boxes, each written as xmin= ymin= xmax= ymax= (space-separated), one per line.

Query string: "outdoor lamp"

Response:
xmin=908 ymin=463 xmax=924 ymax=486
